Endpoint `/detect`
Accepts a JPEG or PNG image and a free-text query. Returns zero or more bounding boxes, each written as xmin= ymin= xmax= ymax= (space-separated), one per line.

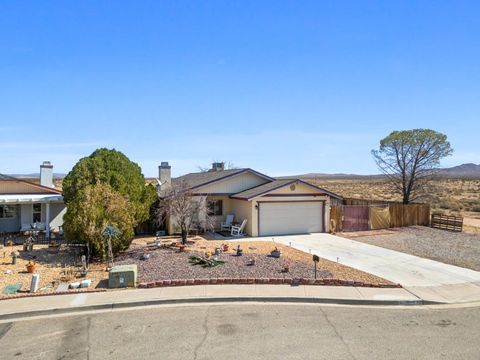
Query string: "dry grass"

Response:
xmin=307 ymin=177 xmax=480 ymax=233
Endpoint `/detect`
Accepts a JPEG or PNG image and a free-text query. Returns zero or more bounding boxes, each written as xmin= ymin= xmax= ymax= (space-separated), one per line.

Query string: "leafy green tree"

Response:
xmin=63 ymin=183 xmax=136 ymax=257
xmin=62 ymin=148 xmax=157 ymax=254
xmin=63 ymin=148 xmax=155 ymax=224
xmin=372 ymin=129 xmax=453 ymax=204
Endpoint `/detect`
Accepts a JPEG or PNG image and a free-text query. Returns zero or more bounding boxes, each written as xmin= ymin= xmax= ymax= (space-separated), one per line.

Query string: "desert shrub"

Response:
xmin=62 ymin=148 xmax=156 ymax=225
xmin=63 ymin=183 xmax=136 ymax=257
xmin=62 ymin=148 xmax=157 ymax=256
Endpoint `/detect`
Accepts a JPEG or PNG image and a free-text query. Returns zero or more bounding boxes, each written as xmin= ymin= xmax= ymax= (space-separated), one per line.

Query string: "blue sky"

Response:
xmin=1 ymin=1 xmax=479 ymax=177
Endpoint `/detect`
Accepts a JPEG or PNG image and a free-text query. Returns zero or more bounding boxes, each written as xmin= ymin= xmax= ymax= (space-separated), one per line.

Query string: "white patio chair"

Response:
xmin=221 ymin=215 xmax=235 ymax=231
xmin=231 ymin=219 xmax=247 ymax=237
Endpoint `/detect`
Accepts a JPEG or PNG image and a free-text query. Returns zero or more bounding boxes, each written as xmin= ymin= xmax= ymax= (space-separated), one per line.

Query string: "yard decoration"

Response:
xmin=11 ymin=250 xmax=19 ymax=265
xmin=101 ymin=225 xmax=122 ymax=269
xmin=247 ymin=257 xmax=256 ymax=266
xmin=141 ymin=247 xmax=151 ymax=260
xmin=26 ymin=260 xmax=36 ymax=273
xmin=270 ymin=247 xmax=281 ymax=258
xmin=236 ymin=245 xmax=243 ymax=256
xmin=312 ymin=255 xmax=320 ymax=279
xmin=177 ymin=244 xmax=186 ymax=252
xmin=214 ymin=247 xmax=221 ymax=256
xmin=30 ymin=274 xmax=40 ymax=293
xmin=80 ymin=255 xmax=88 ymax=277
xmin=222 ymin=244 xmax=229 ymax=252
xmin=282 ymin=259 xmax=291 ymax=273
xmin=189 ymin=255 xmax=225 ymax=268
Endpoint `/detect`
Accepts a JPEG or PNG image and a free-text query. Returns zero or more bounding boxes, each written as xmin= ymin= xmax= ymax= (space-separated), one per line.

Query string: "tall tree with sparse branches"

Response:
xmin=157 ymin=180 xmax=214 ymax=244
xmin=372 ymin=129 xmax=453 ymax=204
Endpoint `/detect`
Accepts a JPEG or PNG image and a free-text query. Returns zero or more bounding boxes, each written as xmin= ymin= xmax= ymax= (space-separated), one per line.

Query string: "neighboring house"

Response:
xmin=0 ymin=162 xmax=66 ymax=238
xmin=158 ymin=162 xmax=342 ymax=237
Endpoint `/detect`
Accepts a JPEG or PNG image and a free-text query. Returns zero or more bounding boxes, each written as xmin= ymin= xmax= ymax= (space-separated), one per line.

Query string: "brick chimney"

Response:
xmin=40 ymin=161 xmax=54 ymax=188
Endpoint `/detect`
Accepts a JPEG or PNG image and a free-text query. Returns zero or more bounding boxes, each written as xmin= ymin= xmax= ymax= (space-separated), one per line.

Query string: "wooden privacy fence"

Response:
xmin=330 ymin=201 xmax=430 ymax=233
xmin=431 ymin=214 xmax=463 ymax=232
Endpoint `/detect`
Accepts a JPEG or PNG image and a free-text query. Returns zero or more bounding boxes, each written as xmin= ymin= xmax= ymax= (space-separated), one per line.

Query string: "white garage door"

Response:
xmin=259 ymin=201 xmax=324 ymax=236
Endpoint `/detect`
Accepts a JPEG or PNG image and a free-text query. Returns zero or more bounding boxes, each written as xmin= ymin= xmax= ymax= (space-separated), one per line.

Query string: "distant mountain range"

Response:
xmin=5 ymin=163 xmax=480 ymax=180
xmin=437 ymin=163 xmax=480 ymax=177
xmin=279 ymin=163 xmax=480 ymax=180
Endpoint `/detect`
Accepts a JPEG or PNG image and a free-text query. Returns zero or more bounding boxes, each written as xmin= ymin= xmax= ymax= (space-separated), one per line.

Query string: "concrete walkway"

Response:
xmin=251 ymin=233 xmax=480 ymax=303
xmin=0 ymin=285 xmax=421 ymax=321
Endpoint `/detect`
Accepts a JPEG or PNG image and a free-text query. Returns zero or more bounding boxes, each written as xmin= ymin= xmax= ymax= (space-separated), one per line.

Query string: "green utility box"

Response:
xmin=109 ymin=264 xmax=137 ymax=288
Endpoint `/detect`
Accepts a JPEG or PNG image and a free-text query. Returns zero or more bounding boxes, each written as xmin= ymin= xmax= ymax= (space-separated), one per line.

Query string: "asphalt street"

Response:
xmin=0 ymin=303 xmax=479 ymax=360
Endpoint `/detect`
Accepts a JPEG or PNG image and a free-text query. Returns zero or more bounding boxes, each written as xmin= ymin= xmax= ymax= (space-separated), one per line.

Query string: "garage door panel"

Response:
xmin=259 ymin=202 xmax=323 ymax=236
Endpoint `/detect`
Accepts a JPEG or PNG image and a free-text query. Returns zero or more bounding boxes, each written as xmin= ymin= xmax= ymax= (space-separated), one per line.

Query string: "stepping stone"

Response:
xmin=56 ymin=283 xmax=69 ymax=293
xmin=2 ymin=283 xmax=22 ymax=294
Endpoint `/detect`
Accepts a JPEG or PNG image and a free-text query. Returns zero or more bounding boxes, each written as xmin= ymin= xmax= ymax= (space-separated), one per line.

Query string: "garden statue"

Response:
xmin=11 ymin=250 xmax=19 ymax=265
xmin=141 ymin=247 xmax=151 ymax=260
xmin=101 ymin=225 xmax=121 ymax=270
xmin=236 ymin=245 xmax=243 ymax=256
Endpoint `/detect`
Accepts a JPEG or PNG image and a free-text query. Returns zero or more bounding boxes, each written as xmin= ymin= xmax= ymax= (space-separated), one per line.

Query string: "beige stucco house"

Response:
xmin=158 ymin=162 xmax=342 ymax=237
xmin=0 ymin=162 xmax=66 ymax=238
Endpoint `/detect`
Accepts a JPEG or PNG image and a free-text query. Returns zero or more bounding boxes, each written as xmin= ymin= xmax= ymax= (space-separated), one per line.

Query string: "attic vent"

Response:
xmin=290 ymin=184 xmax=296 ymax=191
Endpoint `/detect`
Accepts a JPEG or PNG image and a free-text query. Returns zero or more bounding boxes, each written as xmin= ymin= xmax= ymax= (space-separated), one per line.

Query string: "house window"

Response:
xmin=0 ymin=205 xmax=16 ymax=219
xmin=33 ymin=203 xmax=42 ymax=223
xmin=207 ymin=200 xmax=223 ymax=216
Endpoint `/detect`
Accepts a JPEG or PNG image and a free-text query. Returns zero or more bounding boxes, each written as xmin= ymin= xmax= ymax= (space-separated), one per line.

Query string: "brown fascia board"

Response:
xmin=233 ymin=179 xmax=343 ymax=201
xmin=0 ymin=178 xmax=63 ymax=195
xmin=190 ymin=168 xmax=275 ymax=191
xmin=293 ymin=179 xmax=343 ymax=200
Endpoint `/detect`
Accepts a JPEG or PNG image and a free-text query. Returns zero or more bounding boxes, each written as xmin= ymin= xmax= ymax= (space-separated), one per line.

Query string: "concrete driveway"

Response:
xmin=251 ymin=233 xmax=480 ymax=303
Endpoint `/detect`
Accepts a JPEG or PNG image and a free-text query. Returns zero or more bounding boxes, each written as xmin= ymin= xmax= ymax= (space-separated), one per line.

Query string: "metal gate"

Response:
xmin=342 ymin=205 xmax=369 ymax=231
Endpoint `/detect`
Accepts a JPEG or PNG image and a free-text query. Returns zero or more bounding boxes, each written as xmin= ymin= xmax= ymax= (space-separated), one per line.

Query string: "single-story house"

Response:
xmin=158 ymin=162 xmax=342 ymax=237
xmin=0 ymin=162 xmax=66 ymax=238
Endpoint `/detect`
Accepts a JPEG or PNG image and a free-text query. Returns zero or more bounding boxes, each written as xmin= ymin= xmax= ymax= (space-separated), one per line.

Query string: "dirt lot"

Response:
xmin=0 ymin=244 xmax=108 ymax=299
xmin=341 ymin=226 xmax=480 ymax=271
xmin=125 ymin=236 xmax=392 ymax=285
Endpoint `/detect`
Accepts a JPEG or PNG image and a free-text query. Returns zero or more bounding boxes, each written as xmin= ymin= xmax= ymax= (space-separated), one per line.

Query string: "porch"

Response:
xmin=205 ymin=196 xmax=252 ymax=236
xmin=0 ymin=194 xmax=66 ymax=238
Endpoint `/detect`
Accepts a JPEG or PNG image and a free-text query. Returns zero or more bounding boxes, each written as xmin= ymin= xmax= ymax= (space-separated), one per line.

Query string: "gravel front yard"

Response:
xmin=116 ymin=247 xmax=331 ymax=282
xmin=342 ymin=226 xmax=480 ymax=271
xmin=117 ymin=239 xmax=392 ymax=285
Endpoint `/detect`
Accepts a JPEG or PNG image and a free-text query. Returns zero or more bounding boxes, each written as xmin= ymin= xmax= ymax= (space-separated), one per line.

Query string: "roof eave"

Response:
xmin=238 ymin=179 xmax=343 ymax=201
xmin=189 ymin=168 xmax=274 ymax=191
xmin=0 ymin=176 xmax=63 ymax=195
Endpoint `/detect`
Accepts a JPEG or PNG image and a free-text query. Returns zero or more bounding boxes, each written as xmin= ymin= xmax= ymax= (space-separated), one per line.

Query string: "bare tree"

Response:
xmin=156 ymin=180 xmax=215 ymax=244
xmin=372 ymin=129 xmax=453 ymax=204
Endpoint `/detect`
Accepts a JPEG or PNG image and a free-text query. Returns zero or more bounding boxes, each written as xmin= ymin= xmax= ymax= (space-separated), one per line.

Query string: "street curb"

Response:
xmin=0 ymin=296 xmax=440 ymax=321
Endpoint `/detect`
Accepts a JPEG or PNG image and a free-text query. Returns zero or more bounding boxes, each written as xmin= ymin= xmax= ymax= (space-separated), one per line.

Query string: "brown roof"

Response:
xmin=172 ymin=168 xmax=274 ymax=190
xmin=231 ymin=179 xmax=343 ymax=200
xmin=0 ymin=173 xmax=63 ymax=195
